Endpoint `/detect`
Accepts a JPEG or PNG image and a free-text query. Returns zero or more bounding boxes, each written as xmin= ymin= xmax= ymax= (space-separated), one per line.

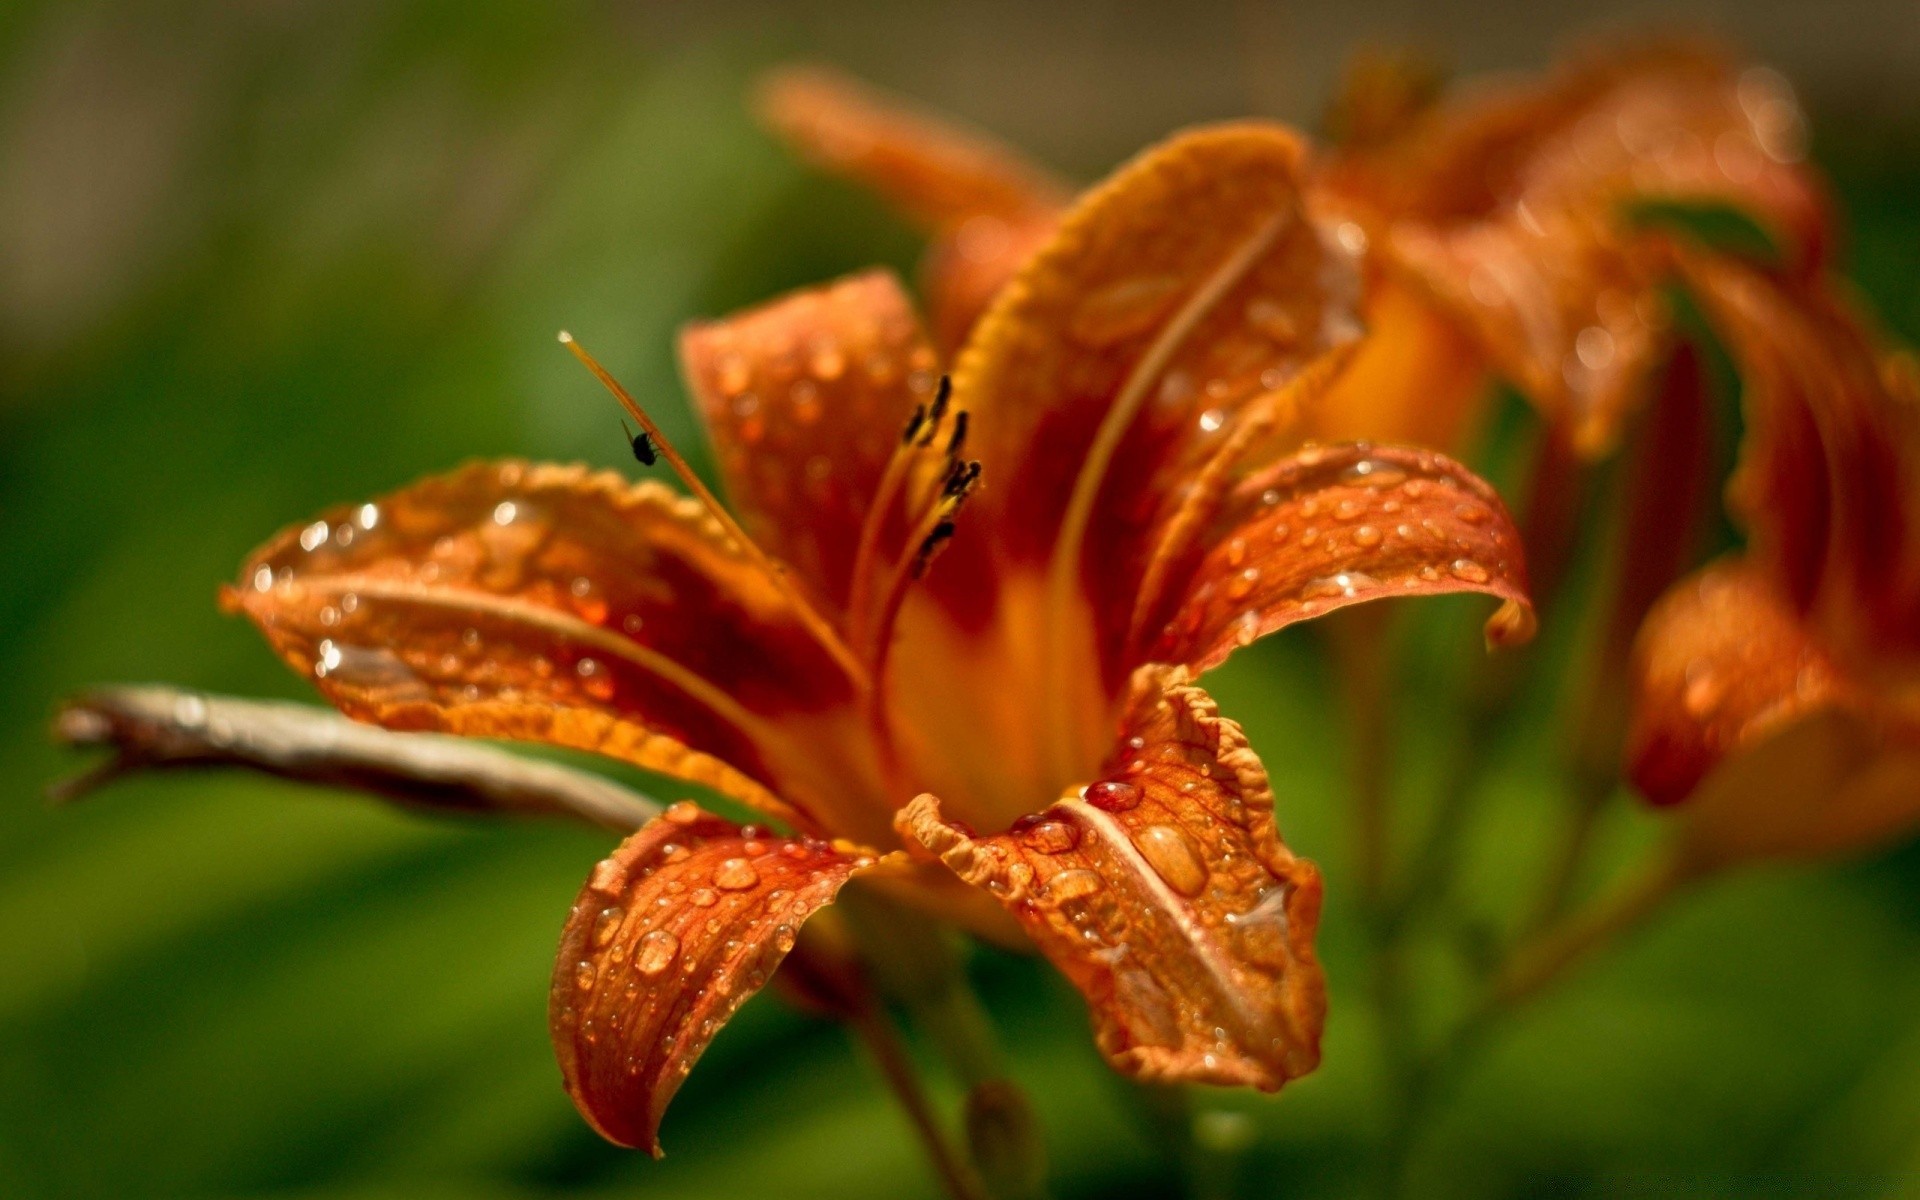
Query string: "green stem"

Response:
xmin=845 ymin=998 xmax=990 ymax=1200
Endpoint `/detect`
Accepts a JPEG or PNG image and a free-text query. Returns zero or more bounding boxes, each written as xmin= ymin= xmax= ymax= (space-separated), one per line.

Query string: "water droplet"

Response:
xmin=808 ymin=341 xmax=846 ymax=380
xmin=355 ymin=503 xmax=379 ymax=530
xmin=690 ymin=888 xmax=718 ymax=907
xmin=588 ymin=857 xmax=628 ymax=895
xmin=299 ymin=520 xmax=330 ymax=552
xmin=772 ymin=924 xmax=797 ymax=953
xmin=1082 ymin=780 xmax=1142 ymax=813
xmin=250 ymin=565 xmax=273 ymax=592
xmin=1133 ymin=824 xmax=1208 ymax=896
xmin=1450 ymin=558 xmax=1490 ymax=584
xmin=713 ymin=858 xmax=759 ymax=890
xmin=665 ymin=800 xmax=702 ymax=825
xmin=574 ymin=959 xmax=597 ymax=991
xmin=636 ymin=929 xmax=680 ymax=977
xmin=592 ymin=906 xmax=625 ymax=947
xmin=622 ymin=613 xmax=645 ymax=636
xmin=1341 ymin=459 xmax=1408 ymax=488
xmin=1575 ymin=325 xmax=1616 ymax=371
xmin=314 ymin=640 xmax=343 ymax=678
xmin=492 ymin=501 xmax=518 ymax=526
xmin=1334 ymin=220 xmax=1369 ymax=255
xmin=1047 ymin=868 xmax=1102 ymax=902
xmin=1353 ymin=524 xmax=1382 ymax=547
xmin=1021 ymin=819 xmax=1081 ymax=855
xmin=1198 ymin=408 xmax=1226 ymax=433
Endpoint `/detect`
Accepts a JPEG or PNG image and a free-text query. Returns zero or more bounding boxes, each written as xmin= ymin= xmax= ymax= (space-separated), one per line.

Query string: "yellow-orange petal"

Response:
xmin=949 ymin=121 xmax=1363 ymax=571
xmin=222 ymin=461 xmax=871 ymax=832
xmin=1625 ymin=561 xmax=1920 ymax=863
xmin=898 ymin=666 xmax=1325 ymax=1090
xmin=551 ymin=802 xmax=881 ymax=1153
xmin=680 ymin=270 xmax=942 ymax=614
xmin=1296 ymin=274 xmax=1490 ymax=454
xmin=1143 ymin=442 xmax=1533 ymax=673
xmin=756 ymin=64 xmax=1069 ymax=233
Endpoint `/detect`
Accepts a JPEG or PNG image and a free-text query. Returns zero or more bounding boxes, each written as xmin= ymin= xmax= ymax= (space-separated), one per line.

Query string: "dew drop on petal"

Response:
xmin=713 ymin=858 xmax=759 ymax=891
xmin=1082 ymin=780 xmax=1142 ymax=813
xmin=635 ymin=929 xmax=680 ymax=977
xmin=1132 ymin=824 xmax=1208 ymax=897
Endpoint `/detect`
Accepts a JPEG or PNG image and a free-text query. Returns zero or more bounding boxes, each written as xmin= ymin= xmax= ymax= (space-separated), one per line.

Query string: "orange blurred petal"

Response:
xmin=223 ymin=461 xmax=874 ymax=832
xmin=680 ymin=271 xmax=943 ymax=614
xmin=899 ymin=666 xmax=1325 ymax=1089
xmin=1144 ymin=442 xmax=1534 ymax=673
xmin=1626 ymin=561 xmax=1857 ymax=806
xmin=1626 ymin=562 xmax=1920 ymax=862
xmin=1324 ymin=42 xmax=1830 ymax=453
xmin=757 ymin=64 xmax=1068 ymax=232
xmin=1299 ymin=274 xmax=1489 ymax=453
xmin=550 ymin=801 xmax=881 ymax=1153
xmin=756 ymin=65 xmax=1069 ymax=352
xmin=1678 ymin=255 xmax=1920 ymax=672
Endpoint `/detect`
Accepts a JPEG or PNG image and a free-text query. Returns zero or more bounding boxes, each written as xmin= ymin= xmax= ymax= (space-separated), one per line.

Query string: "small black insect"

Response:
xmin=621 ymin=420 xmax=657 ymax=466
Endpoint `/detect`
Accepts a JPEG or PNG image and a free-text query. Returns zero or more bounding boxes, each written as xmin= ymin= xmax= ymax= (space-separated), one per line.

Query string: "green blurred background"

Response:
xmin=5 ymin=2 xmax=1920 ymax=1197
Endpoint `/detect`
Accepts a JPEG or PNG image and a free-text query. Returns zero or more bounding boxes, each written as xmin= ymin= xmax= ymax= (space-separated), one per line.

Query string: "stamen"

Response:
xmin=945 ymin=410 xmax=971 ymax=457
xmin=860 ymin=462 xmax=977 ymax=686
xmin=848 ymin=375 xmax=958 ymax=631
xmin=1035 ymin=210 xmax=1294 ymax=778
xmin=558 ymin=331 xmax=870 ymax=692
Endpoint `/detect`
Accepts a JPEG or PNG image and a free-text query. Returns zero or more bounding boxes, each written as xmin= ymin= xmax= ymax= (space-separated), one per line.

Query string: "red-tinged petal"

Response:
xmin=1625 ymin=562 xmax=1920 ymax=863
xmin=1626 ymin=561 xmax=1860 ymax=807
xmin=223 ymin=461 xmax=889 ymax=838
xmin=551 ymin=802 xmax=882 ymax=1153
xmin=1142 ymin=442 xmax=1534 ymax=673
xmin=1320 ymin=42 xmax=1832 ymax=454
xmin=1387 ymin=213 xmax=1667 ymax=454
xmin=898 ymin=666 xmax=1325 ymax=1090
xmin=756 ymin=64 xmax=1068 ymax=233
xmin=1677 ymin=254 xmax=1920 ymax=672
xmin=680 ymin=271 xmax=943 ymax=614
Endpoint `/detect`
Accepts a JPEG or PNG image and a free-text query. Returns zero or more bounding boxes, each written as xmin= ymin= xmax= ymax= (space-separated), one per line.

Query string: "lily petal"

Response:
xmin=756 ymin=65 xmax=1068 ymax=351
xmin=680 ymin=270 xmax=942 ymax=613
xmin=1143 ymin=442 xmax=1534 ymax=673
xmin=899 ymin=666 xmax=1325 ymax=1089
xmin=551 ymin=801 xmax=881 ymax=1153
xmin=950 ymin=121 xmax=1363 ymax=572
xmin=223 ymin=461 xmax=868 ymax=831
xmin=1625 ymin=562 xmax=1920 ymax=863
xmin=1677 ymin=254 xmax=1920 ymax=669
xmin=1324 ymin=42 xmax=1830 ymax=453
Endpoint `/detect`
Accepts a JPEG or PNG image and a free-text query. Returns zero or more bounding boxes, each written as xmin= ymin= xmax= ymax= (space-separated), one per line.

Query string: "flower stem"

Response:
xmin=844 ymin=997 xmax=990 ymax=1200
xmin=49 ymin=684 xmax=659 ymax=832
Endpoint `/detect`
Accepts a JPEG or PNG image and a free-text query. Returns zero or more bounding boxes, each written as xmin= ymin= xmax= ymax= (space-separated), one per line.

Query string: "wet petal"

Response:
xmin=680 ymin=271 xmax=943 ymax=613
xmin=950 ymin=121 xmax=1362 ymax=571
xmin=1323 ymin=42 xmax=1831 ymax=453
xmin=1144 ymin=442 xmax=1534 ymax=673
xmin=899 ymin=666 xmax=1325 ymax=1090
xmin=1626 ymin=561 xmax=1860 ymax=807
xmin=223 ymin=461 xmax=877 ymax=834
xmin=756 ymin=65 xmax=1069 ymax=351
xmin=1626 ymin=561 xmax=1920 ymax=862
xmin=551 ymin=801 xmax=881 ymax=1153
xmin=1678 ymin=254 xmax=1920 ymax=670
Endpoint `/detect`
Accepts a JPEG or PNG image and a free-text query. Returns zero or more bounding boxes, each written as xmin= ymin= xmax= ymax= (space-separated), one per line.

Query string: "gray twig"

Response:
xmin=50 ymin=684 xmax=659 ymax=833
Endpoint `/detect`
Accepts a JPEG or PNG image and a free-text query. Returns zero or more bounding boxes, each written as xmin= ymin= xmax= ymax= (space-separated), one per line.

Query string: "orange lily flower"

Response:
xmin=761 ymin=43 xmax=1830 ymax=459
xmin=224 ymin=124 xmax=1534 ymax=1154
xmin=1624 ymin=254 xmax=1920 ymax=865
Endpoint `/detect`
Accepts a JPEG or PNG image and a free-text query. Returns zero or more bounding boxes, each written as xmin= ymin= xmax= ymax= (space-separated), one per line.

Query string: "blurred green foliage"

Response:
xmin=4 ymin=3 xmax=1920 ymax=1198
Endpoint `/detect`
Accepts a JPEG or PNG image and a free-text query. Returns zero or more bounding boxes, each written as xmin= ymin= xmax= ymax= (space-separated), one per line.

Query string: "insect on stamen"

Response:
xmin=621 ymin=420 xmax=658 ymax=466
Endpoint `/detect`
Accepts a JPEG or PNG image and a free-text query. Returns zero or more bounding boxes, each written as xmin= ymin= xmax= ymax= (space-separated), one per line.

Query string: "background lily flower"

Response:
xmin=225 ymin=120 xmax=1533 ymax=1152
xmin=758 ymin=42 xmax=1830 ymax=462
xmin=1624 ymin=253 xmax=1920 ymax=866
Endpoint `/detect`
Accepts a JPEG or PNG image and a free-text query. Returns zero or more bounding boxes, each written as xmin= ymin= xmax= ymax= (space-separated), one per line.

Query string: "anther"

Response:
xmin=945 ymin=410 xmax=970 ymax=457
xmin=901 ymin=404 xmax=928 ymax=445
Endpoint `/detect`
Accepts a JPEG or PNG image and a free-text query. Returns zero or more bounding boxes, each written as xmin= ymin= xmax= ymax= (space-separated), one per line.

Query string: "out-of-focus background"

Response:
xmin=4 ymin=2 xmax=1920 ymax=1198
